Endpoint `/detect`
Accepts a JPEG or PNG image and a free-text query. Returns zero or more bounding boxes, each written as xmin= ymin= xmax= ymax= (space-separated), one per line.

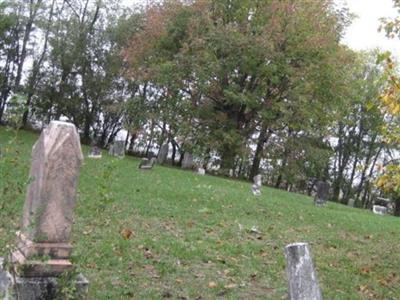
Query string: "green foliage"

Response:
xmin=5 ymin=94 xmax=27 ymax=128
xmin=55 ymin=270 xmax=80 ymax=300
xmin=124 ymin=0 xmax=353 ymax=169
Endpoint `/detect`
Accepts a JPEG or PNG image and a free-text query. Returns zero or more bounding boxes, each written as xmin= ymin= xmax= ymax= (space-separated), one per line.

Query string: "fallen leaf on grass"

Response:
xmin=144 ymin=248 xmax=154 ymax=259
xmin=208 ymin=281 xmax=217 ymax=288
xmin=224 ymin=283 xmax=237 ymax=289
xmin=120 ymin=228 xmax=134 ymax=240
xmin=378 ymin=272 xmax=398 ymax=287
xmin=360 ymin=266 xmax=371 ymax=274
xmin=176 ymin=278 xmax=183 ymax=284
xmin=249 ymin=226 xmax=261 ymax=234
xmin=259 ymin=250 xmax=268 ymax=257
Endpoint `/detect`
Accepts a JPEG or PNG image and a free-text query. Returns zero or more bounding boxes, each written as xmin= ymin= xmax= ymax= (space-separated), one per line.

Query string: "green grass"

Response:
xmin=1 ymin=127 xmax=400 ymax=299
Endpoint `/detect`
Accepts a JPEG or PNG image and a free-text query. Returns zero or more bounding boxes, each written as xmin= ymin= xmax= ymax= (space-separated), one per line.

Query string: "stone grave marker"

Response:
xmin=88 ymin=145 xmax=102 ymax=158
xmin=0 ymin=121 xmax=89 ymax=299
xmin=197 ymin=167 xmax=206 ymax=175
xmin=157 ymin=144 xmax=169 ymax=164
xmin=314 ymin=181 xmax=330 ymax=206
xmin=139 ymin=157 xmax=156 ymax=170
xmin=252 ymin=174 xmax=262 ymax=196
xmin=109 ymin=140 xmax=125 ymax=158
xmin=284 ymin=242 xmax=322 ymax=300
xmin=373 ymin=205 xmax=387 ymax=215
xmin=347 ymin=198 xmax=355 ymax=207
xmin=182 ymin=152 xmax=194 ymax=169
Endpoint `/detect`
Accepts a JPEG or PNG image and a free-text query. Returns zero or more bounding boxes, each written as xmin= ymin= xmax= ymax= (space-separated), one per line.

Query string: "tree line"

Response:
xmin=0 ymin=0 xmax=398 ymax=213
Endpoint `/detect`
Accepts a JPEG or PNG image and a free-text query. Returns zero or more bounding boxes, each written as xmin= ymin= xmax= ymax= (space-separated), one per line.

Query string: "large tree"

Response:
xmin=123 ymin=0 xmax=351 ymax=172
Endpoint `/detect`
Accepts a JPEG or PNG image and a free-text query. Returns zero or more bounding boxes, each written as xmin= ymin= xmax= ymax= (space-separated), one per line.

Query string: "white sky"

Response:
xmin=338 ymin=0 xmax=400 ymax=54
xmin=123 ymin=0 xmax=400 ymax=54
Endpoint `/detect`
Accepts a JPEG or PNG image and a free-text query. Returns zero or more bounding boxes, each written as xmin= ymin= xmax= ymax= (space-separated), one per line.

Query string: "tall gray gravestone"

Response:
xmin=157 ymin=144 xmax=169 ymax=164
xmin=109 ymin=140 xmax=125 ymax=158
xmin=252 ymin=174 xmax=262 ymax=196
xmin=284 ymin=243 xmax=322 ymax=300
xmin=314 ymin=181 xmax=330 ymax=206
xmin=1 ymin=121 xmax=89 ymax=299
xmin=182 ymin=152 xmax=194 ymax=169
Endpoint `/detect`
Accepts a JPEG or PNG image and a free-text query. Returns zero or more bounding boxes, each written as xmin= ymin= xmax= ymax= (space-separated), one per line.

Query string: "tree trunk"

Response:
xmin=171 ymin=141 xmax=177 ymax=165
xmin=22 ymin=0 xmax=55 ymax=127
xmin=15 ymin=0 xmax=43 ymax=92
xmin=250 ymin=124 xmax=270 ymax=179
xmin=393 ymin=194 xmax=400 ymax=217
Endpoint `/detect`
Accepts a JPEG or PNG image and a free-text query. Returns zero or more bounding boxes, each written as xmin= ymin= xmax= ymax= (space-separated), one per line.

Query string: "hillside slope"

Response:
xmin=1 ymin=127 xmax=399 ymax=299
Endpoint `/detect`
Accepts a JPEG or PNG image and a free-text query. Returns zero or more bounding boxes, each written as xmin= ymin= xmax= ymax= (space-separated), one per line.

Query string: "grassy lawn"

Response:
xmin=1 ymin=127 xmax=399 ymax=299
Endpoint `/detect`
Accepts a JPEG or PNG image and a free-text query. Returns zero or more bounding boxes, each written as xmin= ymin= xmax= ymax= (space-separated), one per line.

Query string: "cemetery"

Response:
xmin=0 ymin=0 xmax=400 ymax=299
xmin=1 ymin=127 xmax=400 ymax=299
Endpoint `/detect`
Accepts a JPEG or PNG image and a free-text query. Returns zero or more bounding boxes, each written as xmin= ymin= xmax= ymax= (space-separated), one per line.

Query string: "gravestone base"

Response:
xmin=12 ymin=273 xmax=89 ymax=300
xmin=314 ymin=198 xmax=327 ymax=207
xmin=1 ymin=257 xmax=89 ymax=300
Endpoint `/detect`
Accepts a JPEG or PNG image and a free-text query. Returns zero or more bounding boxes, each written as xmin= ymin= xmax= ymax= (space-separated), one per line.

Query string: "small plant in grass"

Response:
xmin=55 ymin=269 xmax=79 ymax=300
xmin=97 ymin=159 xmax=117 ymax=211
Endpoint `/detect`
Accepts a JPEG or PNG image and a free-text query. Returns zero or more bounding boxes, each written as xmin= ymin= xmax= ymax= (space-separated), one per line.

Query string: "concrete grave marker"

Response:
xmin=182 ymin=152 xmax=194 ymax=169
xmin=109 ymin=140 xmax=125 ymax=158
xmin=252 ymin=174 xmax=262 ymax=196
xmin=88 ymin=145 xmax=102 ymax=158
xmin=284 ymin=243 xmax=322 ymax=300
xmin=373 ymin=205 xmax=387 ymax=215
xmin=1 ymin=121 xmax=89 ymax=299
xmin=347 ymin=198 xmax=355 ymax=207
xmin=139 ymin=157 xmax=156 ymax=170
xmin=157 ymin=144 xmax=169 ymax=164
xmin=314 ymin=181 xmax=330 ymax=206
xmin=197 ymin=167 xmax=206 ymax=175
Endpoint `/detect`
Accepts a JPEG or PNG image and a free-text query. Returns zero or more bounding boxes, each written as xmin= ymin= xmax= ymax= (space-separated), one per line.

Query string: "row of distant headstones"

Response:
xmin=99 ymin=142 xmax=393 ymax=216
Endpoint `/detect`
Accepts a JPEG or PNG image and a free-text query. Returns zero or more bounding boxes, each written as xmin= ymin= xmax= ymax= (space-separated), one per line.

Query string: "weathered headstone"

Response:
xmin=182 ymin=152 xmax=194 ymax=169
xmin=284 ymin=243 xmax=322 ymax=300
xmin=88 ymin=145 xmax=102 ymax=158
xmin=139 ymin=157 xmax=156 ymax=170
xmin=314 ymin=181 xmax=330 ymax=206
xmin=373 ymin=205 xmax=387 ymax=215
xmin=1 ymin=121 xmax=89 ymax=299
xmin=157 ymin=144 xmax=169 ymax=164
xmin=109 ymin=140 xmax=125 ymax=158
xmin=197 ymin=167 xmax=206 ymax=175
xmin=252 ymin=174 xmax=262 ymax=196
xmin=347 ymin=198 xmax=355 ymax=207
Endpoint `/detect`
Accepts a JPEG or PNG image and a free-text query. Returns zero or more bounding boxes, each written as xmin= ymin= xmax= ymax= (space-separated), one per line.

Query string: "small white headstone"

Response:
xmin=252 ymin=174 xmax=262 ymax=196
xmin=197 ymin=167 xmax=206 ymax=175
xmin=373 ymin=205 xmax=387 ymax=215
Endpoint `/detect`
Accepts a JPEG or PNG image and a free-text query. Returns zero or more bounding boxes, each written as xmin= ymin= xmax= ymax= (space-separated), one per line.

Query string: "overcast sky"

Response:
xmin=339 ymin=0 xmax=400 ymax=54
xmin=123 ymin=0 xmax=400 ymax=55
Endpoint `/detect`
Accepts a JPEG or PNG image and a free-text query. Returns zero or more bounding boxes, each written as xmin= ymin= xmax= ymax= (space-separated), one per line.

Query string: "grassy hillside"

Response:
xmin=1 ymin=127 xmax=399 ymax=299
